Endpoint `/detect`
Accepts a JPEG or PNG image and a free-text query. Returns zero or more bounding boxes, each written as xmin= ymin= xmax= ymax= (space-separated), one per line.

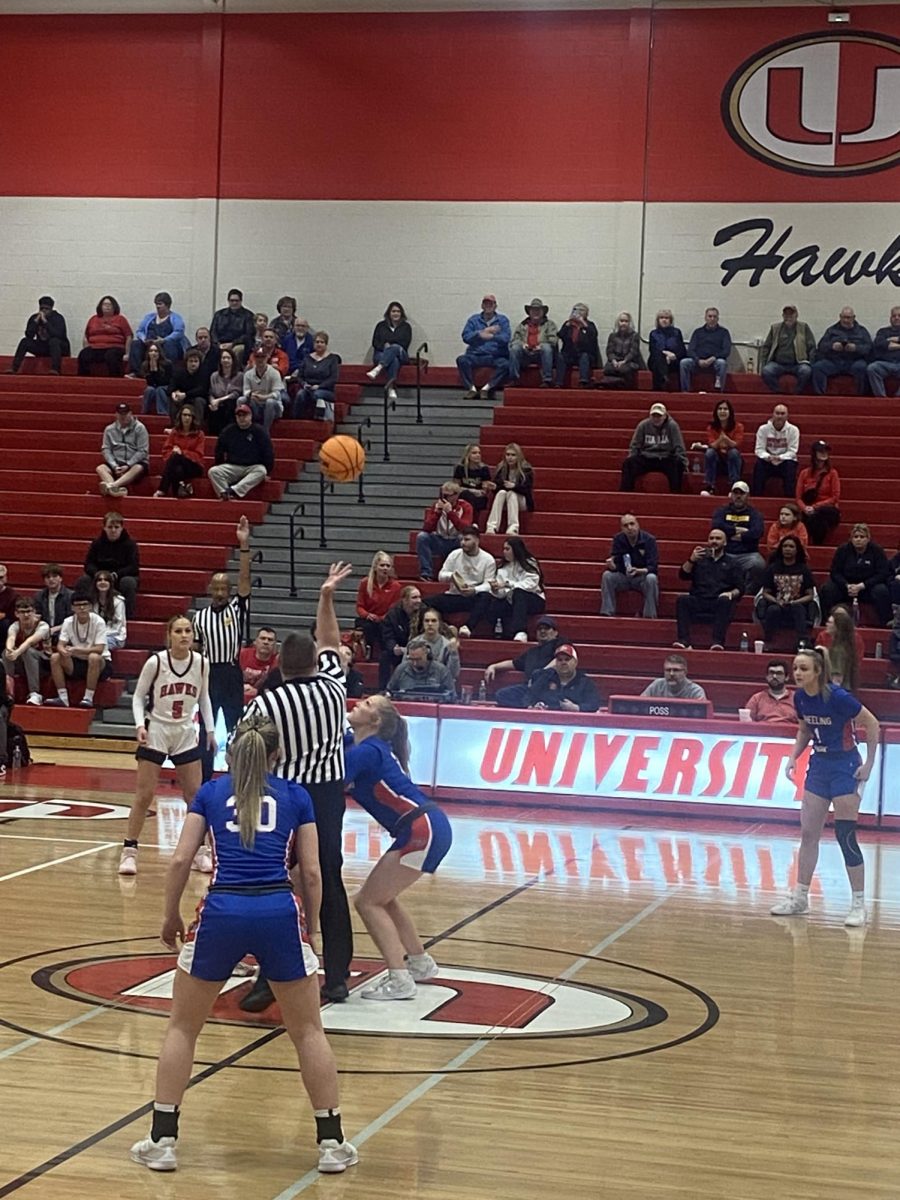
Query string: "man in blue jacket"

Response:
xmin=812 ymin=307 xmax=872 ymax=396
xmin=680 ymin=307 xmax=732 ymax=392
xmin=457 ymin=294 xmax=511 ymax=399
xmin=712 ymin=480 xmax=765 ymax=591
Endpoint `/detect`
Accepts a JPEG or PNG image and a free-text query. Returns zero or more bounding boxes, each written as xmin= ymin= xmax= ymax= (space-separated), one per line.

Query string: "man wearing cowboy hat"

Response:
xmin=457 ymin=294 xmax=511 ymax=400
xmin=509 ymin=298 xmax=559 ymax=389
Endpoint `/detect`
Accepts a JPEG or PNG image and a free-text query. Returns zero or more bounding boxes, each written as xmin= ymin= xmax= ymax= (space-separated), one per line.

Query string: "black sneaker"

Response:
xmin=239 ymin=975 xmax=276 ymax=1012
xmin=321 ymin=982 xmax=349 ymax=1003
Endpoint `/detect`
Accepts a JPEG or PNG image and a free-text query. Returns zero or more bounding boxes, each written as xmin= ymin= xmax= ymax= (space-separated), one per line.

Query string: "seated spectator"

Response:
xmin=695 ymin=398 xmax=744 ymax=497
xmin=78 ymin=511 xmax=140 ymax=618
xmin=765 ymin=501 xmax=808 ymax=553
xmin=464 ymin=536 xmax=545 ymax=641
xmin=525 ymin=644 xmax=601 ymax=713
xmin=210 ymin=289 xmax=256 ymax=367
xmin=47 ymin=590 xmax=112 ymax=708
xmin=760 ymin=305 xmax=815 ymax=394
xmin=339 ymin=643 xmax=365 ymax=699
xmin=556 ymin=303 xmax=600 ymax=388
xmin=509 ymin=299 xmax=558 ymax=389
xmin=453 ymin=444 xmax=495 ymax=522
xmin=679 ymin=308 xmax=731 ymax=393
xmin=756 ymin=536 xmax=816 ymax=650
xmin=647 ymin=309 xmax=686 ymax=392
xmin=270 ymin=296 xmax=297 ymax=344
xmin=77 ymin=296 xmax=132 ymax=377
xmin=600 ymin=513 xmax=659 ymax=619
xmin=127 ymin=292 xmax=187 ymax=375
xmin=485 ymin=615 xmax=563 ymax=707
xmin=206 ymin=347 xmax=242 ymax=438
xmin=33 ymin=563 xmax=72 ymax=645
xmin=386 ymin=636 xmax=456 ymax=700
xmin=641 ymin=654 xmax=706 ymax=700
xmin=599 ymin=311 xmax=642 ymax=389
xmin=7 ymin=296 xmax=70 ymax=375
xmin=208 ymin=403 xmax=274 ymax=500
xmin=0 ymin=565 xmax=19 ymax=646
xmin=409 ymin=608 xmax=460 ymax=680
xmin=294 ymin=331 xmax=340 ymax=421
xmin=366 ymin=301 xmax=412 ymax=402
xmin=457 ymin=294 xmax=511 ymax=400
xmin=4 ymin=597 xmax=50 ymax=706
xmin=752 ymin=402 xmax=799 ymax=496
xmin=355 ymin=551 xmax=401 ymax=654
xmin=712 ymin=481 xmax=765 ymax=591
xmin=240 ymin=626 xmax=280 ymax=702
xmin=90 ymin=570 xmax=127 ymax=650
xmin=192 ymin=326 xmax=219 ymax=390
xmin=620 ymin=402 xmax=687 ymax=494
xmin=379 ymin=585 xmax=423 ymax=690
xmin=867 ymin=306 xmax=900 ymax=397
xmin=812 ymin=307 xmax=872 ymax=396
xmin=486 ymin=443 xmax=534 ymax=535
xmin=258 ymin=328 xmax=290 ymax=378
xmin=154 ymin=404 xmax=205 ymax=498
xmin=744 ymin=661 xmax=796 ymax=724
xmin=96 ymin=403 xmax=150 ymax=498
xmin=819 ymin=523 xmax=891 ymax=626
xmin=429 ymin=526 xmax=497 ymax=632
xmin=889 ymin=541 xmax=900 ymax=610
xmin=796 ymin=440 xmax=841 ymax=545
xmin=251 ymin=311 xmax=269 ymax=352
xmin=674 ymin=529 xmax=743 ymax=651
xmin=168 ymin=347 xmax=208 ymax=423
xmin=283 ymin=316 xmax=314 ymax=377
xmin=816 ymin=605 xmax=863 ymax=690
xmin=139 ymin=342 xmax=173 ymax=416
xmin=415 ymin=481 xmax=473 ymax=582
xmin=242 ymin=346 xmax=284 ymax=433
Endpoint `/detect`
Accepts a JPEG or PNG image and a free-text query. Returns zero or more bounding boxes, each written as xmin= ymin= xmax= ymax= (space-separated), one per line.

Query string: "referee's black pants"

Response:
xmin=307 ymin=778 xmax=353 ymax=989
xmin=200 ymin=662 xmax=244 ymax=781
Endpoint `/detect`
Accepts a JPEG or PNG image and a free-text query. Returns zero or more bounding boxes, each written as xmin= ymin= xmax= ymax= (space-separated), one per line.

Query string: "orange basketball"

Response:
xmin=319 ymin=435 xmax=366 ymax=483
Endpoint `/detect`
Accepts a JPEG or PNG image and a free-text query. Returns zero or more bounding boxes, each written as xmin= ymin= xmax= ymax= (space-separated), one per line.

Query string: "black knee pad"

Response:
xmin=834 ymin=819 xmax=863 ymax=868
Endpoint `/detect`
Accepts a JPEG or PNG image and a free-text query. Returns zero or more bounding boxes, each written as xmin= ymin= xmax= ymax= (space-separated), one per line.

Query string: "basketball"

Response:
xmin=319 ymin=435 xmax=366 ymax=483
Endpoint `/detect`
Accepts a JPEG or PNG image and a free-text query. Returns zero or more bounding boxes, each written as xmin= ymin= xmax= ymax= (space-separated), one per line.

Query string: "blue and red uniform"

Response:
xmin=178 ymin=772 xmax=319 ymax=982
xmin=795 ymin=685 xmax=863 ymax=800
xmin=344 ymin=734 xmax=452 ymax=873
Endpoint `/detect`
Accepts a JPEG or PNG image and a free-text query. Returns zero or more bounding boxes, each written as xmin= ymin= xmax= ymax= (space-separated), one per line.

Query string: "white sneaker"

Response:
xmin=118 ymin=848 xmax=138 ymax=876
xmin=700 ymin=490 xmax=712 ymax=498
xmin=318 ymin=1139 xmax=359 ymax=1174
xmin=130 ymin=1135 xmax=177 ymax=1171
xmin=770 ymin=890 xmax=809 ymax=916
xmin=361 ymin=972 xmax=417 ymax=1000
xmin=191 ymin=846 xmax=213 ymax=873
xmin=458 ymin=625 xmax=471 ymax=639
xmin=406 ymin=953 xmax=439 ymax=981
xmin=479 ymin=383 xmax=492 ymax=398
xmin=513 ymin=631 xmax=528 ymax=642
xmin=463 ymin=387 xmax=478 ymax=399
xmin=26 ymin=692 xmax=43 ymax=705
xmin=387 ymin=386 xmax=398 ymax=402
xmin=485 ymin=524 xmax=497 ymax=535
xmin=844 ymin=901 xmax=867 ymax=928
xmin=366 ymin=364 xmax=383 ymax=380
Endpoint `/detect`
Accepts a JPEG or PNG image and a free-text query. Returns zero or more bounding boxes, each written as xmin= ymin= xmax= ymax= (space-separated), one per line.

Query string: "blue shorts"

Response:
xmin=389 ymin=807 xmax=452 ymax=874
xmin=804 ymin=750 xmax=861 ymax=802
xmin=177 ymin=889 xmax=319 ymax=982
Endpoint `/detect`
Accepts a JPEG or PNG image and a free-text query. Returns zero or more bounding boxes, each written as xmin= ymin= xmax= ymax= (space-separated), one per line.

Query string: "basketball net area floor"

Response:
xmin=2 ymin=756 xmax=900 ymax=1199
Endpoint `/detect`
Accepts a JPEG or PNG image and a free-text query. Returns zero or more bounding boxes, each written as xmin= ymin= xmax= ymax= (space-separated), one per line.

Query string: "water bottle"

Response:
xmin=692 ymin=456 xmax=701 ymax=475
xmin=623 ymin=553 xmax=632 ymax=573
xmin=11 ymin=745 xmax=21 ymax=771
xmin=494 ymin=618 xmax=503 ymax=636
xmin=875 ymin=642 xmax=883 ymax=660
xmin=739 ymin=631 xmax=749 ymax=652
xmin=478 ymin=679 xmax=487 ymax=702
xmin=852 ymin=597 xmax=861 ymax=625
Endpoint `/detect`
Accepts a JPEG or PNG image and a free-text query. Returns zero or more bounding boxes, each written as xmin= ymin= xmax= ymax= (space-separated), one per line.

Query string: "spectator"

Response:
xmin=77 ymin=296 xmax=132 ymax=377
xmin=192 ymin=326 xmax=219 ymax=390
xmin=457 ymin=294 xmax=511 ymax=400
xmin=485 ymin=615 xmax=563 ymax=707
xmin=620 ymin=402 xmax=687 ymax=493
xmin=759 ymin=305 xmax=816 ymax=394
xmin=599 ymin=311 xmax=642 ymax=389
xmin=89 ymin=570 xmax=127 ymax=650
xmin=796 ymin=440 xmax=841 ymax=545
xmin=752 ymin=402 xmax=799 ymax=497
xmin=453 ymin=444 xmax=495 ymax=522
xmin=355 ymin=551 xmax=401 ymax=655
xmin=816 ymin=605 xmax=863 ymax=690
xmin=240 ymin=626 xmax=280 ymax=702
xmin=820 ymin=523 xmax=891 ymax=626
xmin=464 ymin=536 xmax=545 ymax=641
xmin=429 ymin=526 xmax=497 ymax=633
xmin=812 ymin=307 xmax=872 ymax=396
xmin=712 ymin=481 xmax=765 ymax=591
xmin=4 ymin=597 xmax=49 ymax=706
xmin=284 ymin=316 xmax=314 ymax=376
xmin=674 ymin=529 xmax=742 ymax=651
xmin=127 ymin=292 xmax=187 ymax=375
xmin=366 ymin=301 xmax=412 ymax=403
xmin=744 ymin=661 xmax=796 ymax=724
xmin=641 ymin=654 xmax=706 ymax=700
xmin=600 ymin=513 xmax=659 ymax=619
xmin=486 ymin=443 xmax=534 ymax=535
xmin=270 ymin=296 xmax=297 ymax=344
xmin=209 ymin=288 xmax=255 ymax=367
xmin=525 ymin=644 xmax=601 ymax=713
xmin=7 ymin=296 xmax=70 ymax=375
xmin=259 ymin=328 xmax=290 ymax=378
xmin=408 ymin=608 xmax=460 ymax=681
xmin=138 ymin=342 xmax=173 ymax=416
xmin=208 ymin=402 xmax=274 ymax=500
xmin=757 ymin=536 xmax=816 ymax=650
xmin=47 ymin=590 xmax=112 ymax=708
xmin=889 ymin=541 xmax=900 ymax=610
xmin=509 ymin=298 xmax=558 ymax=389
xmin=679 ymin=308 xmax=732 ymax=393
xmin=866 ymin=305 xmax=900 ymax=397
xmin=251 ymin=311 xmax=270 ymax=352
xmin=415 ymin=481 xmax=474 ymax=582
xmin=79 ymin=511 xmax=140 ymax=617
xmin=168 ymin=347 xmax=208 ymax=424
xmin=154 ymin=404 xmax=206 ymax=498
xmin=33 ymin=563 xmax=72 ymax=644
xmin=379 ymin=585 xmax=423 ymax=690
xmin=294 ymin=331 xmax=340 ymax=421
xmin=647 ymin=308 xmax=686 ymax=392
xmin=242 ymin=345 xmax=284 ymax=433
xmin=338 ymin=643 xmax=365 ymax=699
xmin=556 ymin=303 xmax=600 ymax=388
xmin=696 ymin=398 xmax=744 ymax=497
xmin=206 ymin=347 xmax=242 ymax=437
xmin=0 ymin=566 xmax=19 ymax=645
xmin=96 ymin=403 xmax=150 ymax=498
xmin=765 ymin=501 xmax=809 ymax=553
xmin=386 ymin=637 xmax=455 ymax=700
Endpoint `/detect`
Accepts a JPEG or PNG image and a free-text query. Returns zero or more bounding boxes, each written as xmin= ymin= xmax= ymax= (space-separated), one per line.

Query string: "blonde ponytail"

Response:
xmin=229 ymin=713 xmax=279 ymax=848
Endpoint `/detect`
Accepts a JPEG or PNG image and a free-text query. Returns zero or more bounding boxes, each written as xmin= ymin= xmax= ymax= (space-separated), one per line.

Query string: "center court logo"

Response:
xmin=721 ymin=31 xmax=900 ymax=176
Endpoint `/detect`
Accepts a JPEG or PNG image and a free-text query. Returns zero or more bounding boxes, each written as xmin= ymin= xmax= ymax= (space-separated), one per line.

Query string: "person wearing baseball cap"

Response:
xmin=509 ymin=299 xmax=558 ymax=389
xmin=620 ymin=402 xmax=688 ymax=493
xmin=457 ymin=294 xmax=511 ymax=401
xmin=759 ymin=305 xmax=816 ymax=394
xmin=96 ymin=403 xmax=150 ymax=499
xmin=523 ymin=642 xmax=602 ymax=713
xmin=484 ymin=615 xmax=563 ymax=709
xmin=6 ymin=295 xmax=71 ymax=375
xmin=711 ymin=479 xmax=766 ymax=592
xmin=208 ymin=401 xmax=274 ymax=500
xmin=795 ymin=440 xmax=841 ymax=545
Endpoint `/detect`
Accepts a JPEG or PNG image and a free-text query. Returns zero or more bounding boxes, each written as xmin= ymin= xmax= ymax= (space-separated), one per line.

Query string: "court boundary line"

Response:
xmin=0 ymin=843 xmax=117 ymax=883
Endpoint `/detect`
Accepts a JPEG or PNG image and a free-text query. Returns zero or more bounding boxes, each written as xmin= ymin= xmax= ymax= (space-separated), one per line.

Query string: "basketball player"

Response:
xmin=119 ymin=615 xmax=215 ymax=876
xmin=130 ymin=713 xmax=357 ymax=1175
xmin=771 ymin=648 xmax=879 ymax=927
xmin=347 ymin=695 xmax=452 ymax=1000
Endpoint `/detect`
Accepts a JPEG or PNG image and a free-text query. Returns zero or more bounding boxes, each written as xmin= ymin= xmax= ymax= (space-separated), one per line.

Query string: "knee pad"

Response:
xmin=834 ymin=819 xmax=864 ymax=868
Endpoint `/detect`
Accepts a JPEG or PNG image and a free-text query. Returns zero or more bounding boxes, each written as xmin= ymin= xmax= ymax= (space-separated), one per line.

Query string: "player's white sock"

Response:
xmin=57 ymin=688 xmax=69 ymax=705
xmin=796 ymin=882 xmax=810 ymax=897
xmin=83 ymin=688 xmax=95 ymax=703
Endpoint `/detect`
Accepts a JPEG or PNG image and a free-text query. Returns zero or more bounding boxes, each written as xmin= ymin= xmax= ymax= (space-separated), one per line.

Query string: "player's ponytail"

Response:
xmin=372 ymin=696 xmax=411 ymax=773
xmin=229 ymin=713 xmax=279 ymax=848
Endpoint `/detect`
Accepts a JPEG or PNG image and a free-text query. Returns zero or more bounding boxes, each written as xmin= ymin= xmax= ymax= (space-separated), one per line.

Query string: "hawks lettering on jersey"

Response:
xmin=133 ymin=651 xmax=209 ymax=727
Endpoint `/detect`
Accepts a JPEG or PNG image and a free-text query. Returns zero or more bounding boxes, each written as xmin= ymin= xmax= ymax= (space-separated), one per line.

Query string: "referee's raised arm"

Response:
xmin=316 ymin=562 xmax=353 ymax=653
xmin=237 ymin=515 xmax=251 ymax=598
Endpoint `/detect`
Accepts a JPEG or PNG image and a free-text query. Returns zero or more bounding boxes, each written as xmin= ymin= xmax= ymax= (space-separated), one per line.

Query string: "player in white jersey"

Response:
xmin=119 ymin=615 xmax=216 ymax=877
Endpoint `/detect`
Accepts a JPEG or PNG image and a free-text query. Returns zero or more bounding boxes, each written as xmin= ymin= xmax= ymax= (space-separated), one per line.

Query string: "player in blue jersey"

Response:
xmin=346 ymin=694 xmax=452 ymax=1000
xmin=130 ymin=712 xmax=358 ymax=1176
xmin=771 ymin=648 xmax=879 ymax=927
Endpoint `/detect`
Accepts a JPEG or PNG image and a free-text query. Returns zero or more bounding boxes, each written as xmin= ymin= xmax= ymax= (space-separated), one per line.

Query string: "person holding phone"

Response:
xmin=673 ymin=528 xmax=742 ymax=651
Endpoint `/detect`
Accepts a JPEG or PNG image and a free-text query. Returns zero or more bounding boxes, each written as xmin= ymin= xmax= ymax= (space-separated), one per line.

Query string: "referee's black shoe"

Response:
xmin=321 ymin=982 xmax=349 ymax=1003
xmin=239 ymin=974 xmax=275 ymax=1012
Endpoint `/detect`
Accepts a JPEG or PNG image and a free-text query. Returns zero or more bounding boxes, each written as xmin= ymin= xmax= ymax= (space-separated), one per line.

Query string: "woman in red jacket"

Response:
xmin=797 ymin=440 xmax=841 ymax=545
xmin=77 ymin=295 xmax=133 ymax=377
xmin=154 ymin=405 xmax=206 ymax=498
xmin=355 ymin=551 xmax=401 ymax=655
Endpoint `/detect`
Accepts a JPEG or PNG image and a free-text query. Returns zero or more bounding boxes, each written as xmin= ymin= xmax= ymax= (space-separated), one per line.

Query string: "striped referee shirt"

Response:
xmin=192 ymin=595 xmax=247 ymax=666
xmin=246 ymin=649 xmax=346 ymax=783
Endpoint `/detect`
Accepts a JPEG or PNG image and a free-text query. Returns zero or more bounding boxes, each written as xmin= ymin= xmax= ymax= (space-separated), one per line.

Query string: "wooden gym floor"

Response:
xmin=2 ymin=753 xmax=900 ymax=1199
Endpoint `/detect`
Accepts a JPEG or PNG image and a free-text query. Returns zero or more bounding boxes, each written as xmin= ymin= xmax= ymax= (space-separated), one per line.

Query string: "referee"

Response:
xmin=242 ymin=561 xmax=355 ymax=1006
xmin=193 ymin=515 xmax=251 ymax=782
